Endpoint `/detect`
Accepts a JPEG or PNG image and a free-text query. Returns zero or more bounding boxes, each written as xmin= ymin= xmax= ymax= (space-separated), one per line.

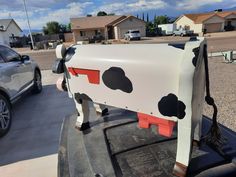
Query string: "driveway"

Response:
xmin=0 ymin=71 xmax=75 ymax=177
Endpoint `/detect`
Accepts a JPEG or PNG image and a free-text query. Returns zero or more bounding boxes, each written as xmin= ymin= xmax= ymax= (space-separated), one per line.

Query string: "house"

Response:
xmin=0 ymin=19 xmax=22 ymax=46
xmin=175 ymin=10 xmax=236 ymax=35
xmin=71 ymin=15 xmax=146 ymax=42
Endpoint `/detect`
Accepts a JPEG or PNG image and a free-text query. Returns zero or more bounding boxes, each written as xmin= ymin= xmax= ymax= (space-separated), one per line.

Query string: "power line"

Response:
xmin=23 ymin=0 xmax=35 ymax=49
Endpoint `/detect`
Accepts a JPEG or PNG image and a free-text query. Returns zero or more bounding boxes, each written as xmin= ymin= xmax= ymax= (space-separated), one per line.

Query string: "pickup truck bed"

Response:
xmin=58 ymin=108 xmax=236 ymax=177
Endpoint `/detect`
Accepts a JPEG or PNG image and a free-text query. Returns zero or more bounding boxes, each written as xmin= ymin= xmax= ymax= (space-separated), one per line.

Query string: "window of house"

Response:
xmin=80 ymin=31 xmax=86 ymax=36
xmin=95 ymin=30 xmax=101 ymax=35
xmin=227 ymin=21 xmax=232 ymax=26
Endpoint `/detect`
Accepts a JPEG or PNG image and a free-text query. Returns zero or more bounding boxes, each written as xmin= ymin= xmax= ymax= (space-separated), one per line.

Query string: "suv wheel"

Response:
xmin=32 ymin=70 xmax=42 ymax=94
xmin=0 ymin=94 xmax=12 ymax=137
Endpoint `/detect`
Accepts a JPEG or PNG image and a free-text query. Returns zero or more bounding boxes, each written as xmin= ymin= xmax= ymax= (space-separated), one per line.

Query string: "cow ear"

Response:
xmin=56 ymin=44 xmax=66 ymax=59
xmin=52 ymin=59 xmax=64 ymax=74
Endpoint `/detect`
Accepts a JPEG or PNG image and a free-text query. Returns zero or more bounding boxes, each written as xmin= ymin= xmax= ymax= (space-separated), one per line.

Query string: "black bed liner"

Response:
xmin=58 ymin=109 xmax=236 ymax=177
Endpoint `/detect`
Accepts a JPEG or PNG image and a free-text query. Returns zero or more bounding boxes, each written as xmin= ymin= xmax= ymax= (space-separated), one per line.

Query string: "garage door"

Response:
xmin=205 ymin=23 xmax=222 ymax=33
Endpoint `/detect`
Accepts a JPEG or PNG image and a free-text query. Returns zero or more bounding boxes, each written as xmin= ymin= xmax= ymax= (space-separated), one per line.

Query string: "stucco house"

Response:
xmin=71 ymin=15 xmax=146 ymax=42
xmin=0 ymin=19 xmax=22 ymax=46
xmin=175 ymin=10 xmax=236 ymax=35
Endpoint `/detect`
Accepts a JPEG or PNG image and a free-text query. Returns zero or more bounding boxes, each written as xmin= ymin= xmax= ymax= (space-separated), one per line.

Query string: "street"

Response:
xmin=17 ymin=35 xmax=236 ymax=71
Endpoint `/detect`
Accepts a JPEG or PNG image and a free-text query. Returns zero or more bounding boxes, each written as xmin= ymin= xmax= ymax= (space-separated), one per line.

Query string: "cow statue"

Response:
xmin=53 ymin=38 xmax=207 ymax=177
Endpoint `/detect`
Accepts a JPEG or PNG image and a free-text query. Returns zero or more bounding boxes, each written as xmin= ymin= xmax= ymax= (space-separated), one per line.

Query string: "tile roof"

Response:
xmin=183 ymin=10 xmax=236 ymax=24
xmin=71 ymin=15 xmax=127 ymax=30
xmin=112 ymin=15 xmax=146 ymax=26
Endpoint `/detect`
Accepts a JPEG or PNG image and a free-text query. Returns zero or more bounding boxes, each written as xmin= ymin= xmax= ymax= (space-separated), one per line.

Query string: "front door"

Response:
xmin=107 ymin=26 xmax=114 ymax=39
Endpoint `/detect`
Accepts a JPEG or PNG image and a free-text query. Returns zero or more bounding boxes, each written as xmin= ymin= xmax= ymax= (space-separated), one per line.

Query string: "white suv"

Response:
xmin=0 ymin=44 xmax=42 ymax=137
xmin=124 ymin=30 xmax=141 ymax=41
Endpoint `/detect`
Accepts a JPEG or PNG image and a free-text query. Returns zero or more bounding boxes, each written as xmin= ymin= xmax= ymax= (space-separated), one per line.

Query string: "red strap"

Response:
xmin=68 ymin=67 xmax=100 ymax=84
xmin=137 ymin=112 xmax=176 ymax=137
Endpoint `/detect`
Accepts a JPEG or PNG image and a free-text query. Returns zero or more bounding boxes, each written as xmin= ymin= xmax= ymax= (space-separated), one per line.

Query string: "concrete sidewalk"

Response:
xmin=0 ymin=70 xmax=75 ymax=177
xmin=0 ymin=155 xmax=57 ymax=177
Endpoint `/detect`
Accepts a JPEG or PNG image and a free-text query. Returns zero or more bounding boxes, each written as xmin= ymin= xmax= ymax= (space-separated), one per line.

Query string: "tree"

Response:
xmin=154 ymin=14 xmax=157 ymax=21
xmin=43 ymin=21 xmax=60 ymax=35
xmin=67 ymin=23 xmax=71 ymax=32
xmin=142 ymin=13 xmax=145 ymax=21
xmin=154 ymin=15 xmax=170 ymax=26
xmin=60 ymin=24 xmax=67 ymax=33
xmin=146 ymin=13 xmax=149 ymax=22
xmin=146 ymin=22 xmax=156 ymax=37
xmin=97 ymin=11 xmax=107 ymax=16
xmin=136 ymin=14 xmax=139 ymax=19
xmin=87 ymin=14 xmax=92 ymax=17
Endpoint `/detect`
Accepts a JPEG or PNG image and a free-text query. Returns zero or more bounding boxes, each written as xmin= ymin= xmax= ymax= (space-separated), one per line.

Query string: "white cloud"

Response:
xmin=29 ymin=2 xmax=93 ymax=29
xmin=1 ymin=0 xmax=234 ymax=30
xmin=0 ymin=1 xmax=93 ymax=29
xmin=176 ymin=0 xmax=223 ymax=10
xmin=92 ymin=0 xmax=167 ymax=15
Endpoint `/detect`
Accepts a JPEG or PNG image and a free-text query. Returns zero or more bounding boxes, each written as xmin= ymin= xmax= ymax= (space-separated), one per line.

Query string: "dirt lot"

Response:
xmin=204 ymin=57 xmax=236 ymax=130
xmin=16 ymin=34 xmax=236 ymax=70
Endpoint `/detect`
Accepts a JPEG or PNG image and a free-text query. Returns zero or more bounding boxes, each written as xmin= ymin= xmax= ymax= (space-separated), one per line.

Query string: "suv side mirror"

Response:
xmin=21 ymin=55 xmax=30 ymax=61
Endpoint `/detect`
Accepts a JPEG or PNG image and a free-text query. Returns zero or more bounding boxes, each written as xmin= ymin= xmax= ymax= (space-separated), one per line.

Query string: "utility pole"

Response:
xmin=23 ymin=0 xmax=35 ymax=49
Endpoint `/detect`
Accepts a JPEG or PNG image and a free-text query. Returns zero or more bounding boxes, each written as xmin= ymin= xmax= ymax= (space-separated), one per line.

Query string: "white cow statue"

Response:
xmin=53 ymin=38 xmax=207 ymax=177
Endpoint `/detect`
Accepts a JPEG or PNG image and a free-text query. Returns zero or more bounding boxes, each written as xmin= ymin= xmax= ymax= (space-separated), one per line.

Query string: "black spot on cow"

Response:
xmin=192 ymin=47 xmax=200 ymax=67
xmin=74 ymin=92 xmax=92 ymax=104
xmin=168 ymin=43 xmax=185 ymax=50
xmin=158 ymin=93 xmax=186 ymax=119
xmin=65 ymin=47 xmax=76 ymax=61
xmin=102 ymin=67 xmax=133 ymax=93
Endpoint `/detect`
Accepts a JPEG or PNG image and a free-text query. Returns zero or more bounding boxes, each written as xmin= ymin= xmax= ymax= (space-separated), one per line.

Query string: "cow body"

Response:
xmin=54 ymin=38 xmax=207 ymax=177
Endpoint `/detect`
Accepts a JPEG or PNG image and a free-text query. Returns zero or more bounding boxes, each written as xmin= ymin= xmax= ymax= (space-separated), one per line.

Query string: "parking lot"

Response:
xmin=0 ymin=34 xmax=236 ymax=177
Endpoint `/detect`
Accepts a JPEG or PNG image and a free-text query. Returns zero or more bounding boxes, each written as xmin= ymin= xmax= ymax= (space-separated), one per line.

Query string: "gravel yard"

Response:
xmin=204 ymin=57 xmax=236 ymax=131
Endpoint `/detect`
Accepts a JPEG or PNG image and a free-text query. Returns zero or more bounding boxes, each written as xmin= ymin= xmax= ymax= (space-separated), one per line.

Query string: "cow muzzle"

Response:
xmin=56 ymin=76 xmax=67 ymax=91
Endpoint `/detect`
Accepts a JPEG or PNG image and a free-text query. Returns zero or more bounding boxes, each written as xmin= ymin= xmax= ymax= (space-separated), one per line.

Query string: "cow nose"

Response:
xmin=56 ymin=76 xmax=64 ymax=91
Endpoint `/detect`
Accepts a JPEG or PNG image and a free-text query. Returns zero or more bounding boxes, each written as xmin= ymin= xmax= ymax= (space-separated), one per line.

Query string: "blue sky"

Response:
xmin=0 ymin=0 xmax=236 ymax=30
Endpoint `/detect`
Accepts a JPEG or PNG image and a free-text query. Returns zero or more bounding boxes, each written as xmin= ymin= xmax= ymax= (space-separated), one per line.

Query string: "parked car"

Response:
xmin=89 ymin=33 xmax=104 ymax=43
xmin=0 ymin=44 xmax=42 ymax=137
xmin=124 ymin=30 xmax=141 ymax=40
xmin=173 ymin=29 xmax=194 ymax=36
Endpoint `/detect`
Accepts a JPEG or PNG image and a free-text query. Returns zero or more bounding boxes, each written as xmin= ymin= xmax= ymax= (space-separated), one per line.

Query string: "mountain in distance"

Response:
xmin=225 ymin=6 xmax=236 ymax=11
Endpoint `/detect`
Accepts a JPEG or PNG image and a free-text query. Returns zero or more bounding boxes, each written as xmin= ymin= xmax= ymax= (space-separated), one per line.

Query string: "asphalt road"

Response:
xmin=21 ymin=50 xmax=57 ymax=70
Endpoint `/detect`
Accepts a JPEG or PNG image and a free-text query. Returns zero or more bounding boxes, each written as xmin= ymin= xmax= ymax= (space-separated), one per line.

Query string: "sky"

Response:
xmin=0 ymin=0 xmax=236 ymax=30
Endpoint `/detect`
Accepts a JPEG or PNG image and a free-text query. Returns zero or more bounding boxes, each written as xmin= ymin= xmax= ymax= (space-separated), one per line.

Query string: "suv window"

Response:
xmin=0 ymin=55 xmax=4 ymax=63
xmin=0 ymin=46 xmax=21 ymax=62
xmin=131 ymin=30 xmax=140 ymax=33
